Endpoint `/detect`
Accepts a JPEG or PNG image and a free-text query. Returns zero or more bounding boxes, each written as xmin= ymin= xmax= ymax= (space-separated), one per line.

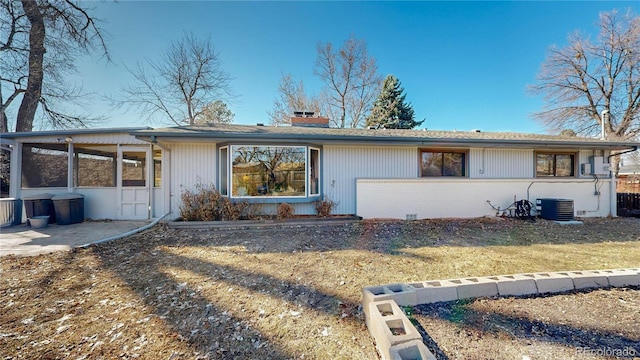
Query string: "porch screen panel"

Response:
xmin=21 ymin=143 xmax=68 ymax=188
xmin=75 ymin=145 xmax=116 ymax=187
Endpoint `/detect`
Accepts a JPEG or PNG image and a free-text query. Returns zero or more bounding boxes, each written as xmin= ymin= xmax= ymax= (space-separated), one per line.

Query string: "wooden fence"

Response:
xmin=617 ymin=193 xmax=640 ymax=217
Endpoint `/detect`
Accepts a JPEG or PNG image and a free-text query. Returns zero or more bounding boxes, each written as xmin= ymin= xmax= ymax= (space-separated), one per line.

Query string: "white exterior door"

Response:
xmin=117 ymin=146 xmax=151 ymax=220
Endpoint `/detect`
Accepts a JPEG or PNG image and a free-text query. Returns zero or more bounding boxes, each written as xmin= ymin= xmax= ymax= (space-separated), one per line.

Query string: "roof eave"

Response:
xmin=2 ymin=127 xmax=153 ymax=139
xmin=132 ymin=131 xmax=638 ymax=150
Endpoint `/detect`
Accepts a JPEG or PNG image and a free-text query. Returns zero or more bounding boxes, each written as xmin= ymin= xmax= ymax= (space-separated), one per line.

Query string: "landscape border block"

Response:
xmin=488 ymin=274 xmax=539 ymax=296
xmin=363 ymin=268 xmax=639 ymax=360
xmin=568 ymin=270 xmax=609 ymax=289
xmin=363 ymin=284 xmax=417 ymax=317
xmin=454 ymin=277 xmax=499 ymax=299
xmin=389 ymin=339 xmax=437 ymax=360
xmin=604 ymin=268 xmax=640 ymax=287
xmin=367 ymin=300 xmax=422 ymax=360
xmin=528 ymin=272 xmax=575 ymax=293
xmin=409 ymin=280 xmax=459 ymax=304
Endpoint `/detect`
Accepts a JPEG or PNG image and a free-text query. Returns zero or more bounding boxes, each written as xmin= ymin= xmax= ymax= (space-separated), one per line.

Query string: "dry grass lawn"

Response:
xmin=0 ymin=217 xmax=638 ymax=359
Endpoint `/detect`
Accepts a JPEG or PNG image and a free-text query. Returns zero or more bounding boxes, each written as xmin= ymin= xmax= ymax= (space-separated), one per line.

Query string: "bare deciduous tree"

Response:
xmin=267 ymin=73 xmax=320 ymax=125
xmin=0 ymin=0 xmax=108 ymax=133
xmin=314 ymin=35 xmax=382 ymax=128
xmin=118 ymin=32 xmax=233 ymax=126
xmin=529 ymin=9 xmax=640 ymax=141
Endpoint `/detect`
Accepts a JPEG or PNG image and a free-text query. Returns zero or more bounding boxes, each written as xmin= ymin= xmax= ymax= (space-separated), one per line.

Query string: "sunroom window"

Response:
xmin=227 ymin=145 xmax=314 ymax=198
xmin=22 ymin=143 xmax=68 ymax=188
xmin=74 ymin=145 xmax=117 ymax=187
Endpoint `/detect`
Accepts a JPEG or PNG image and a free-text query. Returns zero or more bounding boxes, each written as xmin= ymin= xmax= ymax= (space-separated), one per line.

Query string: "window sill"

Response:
xmin=229 ymin=195 xmax=321 ymax=204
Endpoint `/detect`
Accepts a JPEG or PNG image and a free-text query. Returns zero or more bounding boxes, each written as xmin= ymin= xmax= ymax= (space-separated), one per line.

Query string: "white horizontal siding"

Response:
xmin=356 ymin=178 xmax=612 ymax=219
xmin=19 ymin=188 xmax=118 ymax=221
xmin=170 ymin=143 xmax=217 ymax=218
xmin=323 ymin=146 xmax=417 ymax=215
xmin=469 ymin=148 xmax=533 ymax=178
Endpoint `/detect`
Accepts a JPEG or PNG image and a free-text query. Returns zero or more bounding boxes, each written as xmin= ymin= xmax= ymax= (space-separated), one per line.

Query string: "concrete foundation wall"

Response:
xmin=356 ymin=178 xmax=612 ymax=219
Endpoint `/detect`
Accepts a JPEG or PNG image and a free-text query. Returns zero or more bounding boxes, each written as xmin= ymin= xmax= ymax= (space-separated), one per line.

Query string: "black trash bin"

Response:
xmin=23 ymin=193 xmax=56 ymax=224
xmin=52 ymin=193 xmax=84 ymax=225
xmin=0 ymin=198 xmax=23 ymax=227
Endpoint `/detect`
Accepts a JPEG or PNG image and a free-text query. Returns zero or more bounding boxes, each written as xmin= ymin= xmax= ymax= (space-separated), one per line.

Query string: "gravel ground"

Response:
xmin=414 ymin=287 xmax=640 ymax=360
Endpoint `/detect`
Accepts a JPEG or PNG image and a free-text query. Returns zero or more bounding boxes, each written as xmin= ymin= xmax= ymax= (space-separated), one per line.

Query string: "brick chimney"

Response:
xmin=290 ymin=111 xmax=330 ymax=128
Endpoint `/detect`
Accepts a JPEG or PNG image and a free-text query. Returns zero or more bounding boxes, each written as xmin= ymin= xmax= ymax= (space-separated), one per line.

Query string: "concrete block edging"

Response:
xmin=362 ymin=268 xmax=639 ymax=360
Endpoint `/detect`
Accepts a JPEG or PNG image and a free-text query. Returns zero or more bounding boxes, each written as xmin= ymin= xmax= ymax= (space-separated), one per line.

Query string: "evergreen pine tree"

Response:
xmin=365 ymin=75 xmax=424 ymax=129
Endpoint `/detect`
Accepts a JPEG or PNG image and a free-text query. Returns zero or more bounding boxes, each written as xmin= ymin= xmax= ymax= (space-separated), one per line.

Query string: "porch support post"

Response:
xmin=67 ymin=142 xmax=74 ymax=193
xmin=9 ymin=142 xmax=21 ymax=198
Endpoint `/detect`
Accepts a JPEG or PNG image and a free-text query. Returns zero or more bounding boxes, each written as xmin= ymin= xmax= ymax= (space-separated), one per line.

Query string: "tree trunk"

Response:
xmin=0 ymin=111 xmax=7 ymax=133
xmin=15 ymin=0 xmax=45 ymax=133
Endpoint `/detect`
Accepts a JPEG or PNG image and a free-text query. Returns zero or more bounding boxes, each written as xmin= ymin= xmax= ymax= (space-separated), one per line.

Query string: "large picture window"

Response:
xmin=421 ymin=150 xmax=466 ymax=177
xmin=536 ymin=153 xmax=575 ymax=177
xmin=230 ymin=146 xmax=307 ymax=197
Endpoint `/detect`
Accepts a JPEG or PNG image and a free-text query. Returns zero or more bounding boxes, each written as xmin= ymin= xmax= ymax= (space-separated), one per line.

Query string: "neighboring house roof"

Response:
xmin=131 ymin=123 xmax=639 ymax=150
xmin=619 ymin=164 xmax=640 ymax=175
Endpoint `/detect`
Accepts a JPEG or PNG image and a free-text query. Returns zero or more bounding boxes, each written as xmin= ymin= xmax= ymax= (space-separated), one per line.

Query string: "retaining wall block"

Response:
xmin=365 ymin=300 xmax=404 ymax=334
xmin=363 ymin=284 xmax=418 ymax=314
xmin=488 ymin=274 xmax=538 ymax=296
xmin=367 ymin=300 xmax=422 ymax=360
xmin=603 ymin=268 xmax=640 ymax=287
xmin=453 ymin=277 xmax=499 ymax=299
xmin=410 ymin=280 xmax=458 ymax=304
xmin=568 ymin=270 xmax=609 ymax=290
xmin=363 ymin=286 xmax=387 ymax=318
xmin=389 ymin=339 xmax=437 ymax=360
xmin=528 ymin=272 xmax=574 ymax=294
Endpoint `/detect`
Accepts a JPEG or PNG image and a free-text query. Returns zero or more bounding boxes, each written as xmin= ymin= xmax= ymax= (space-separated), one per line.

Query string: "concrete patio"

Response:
xmin=0 ymin=220 xmax=151 ymax=257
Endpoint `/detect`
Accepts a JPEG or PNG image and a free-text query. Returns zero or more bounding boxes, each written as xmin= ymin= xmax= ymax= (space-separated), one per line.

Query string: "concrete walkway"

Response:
xmin=0 ymin=220 xmax=151 ymax=257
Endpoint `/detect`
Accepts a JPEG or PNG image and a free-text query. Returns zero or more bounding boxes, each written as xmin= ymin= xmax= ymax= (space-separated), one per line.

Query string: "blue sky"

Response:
xmin=64 ymin=1 xmax=639 ymax=133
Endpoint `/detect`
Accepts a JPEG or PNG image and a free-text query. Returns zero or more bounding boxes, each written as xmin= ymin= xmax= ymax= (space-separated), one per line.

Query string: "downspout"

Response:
xmin=607 ymin=146 xmax=639 ymax=217
xmin=600 ymin=109 xmax=609 ymax=140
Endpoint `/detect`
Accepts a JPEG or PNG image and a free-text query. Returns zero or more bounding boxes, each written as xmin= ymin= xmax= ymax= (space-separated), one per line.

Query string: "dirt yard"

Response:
xmin=0 ymin=217 xmax=638 ymax=359
xmin=414 ymin=288 xmax=639 ymax=359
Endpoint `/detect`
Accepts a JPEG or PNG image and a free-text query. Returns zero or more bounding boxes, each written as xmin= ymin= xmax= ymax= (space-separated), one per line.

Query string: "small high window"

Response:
xmin=536 ymin=153 xmax=575 ymax=177
xmin=421 ymin=150 xmax=466 ymax=177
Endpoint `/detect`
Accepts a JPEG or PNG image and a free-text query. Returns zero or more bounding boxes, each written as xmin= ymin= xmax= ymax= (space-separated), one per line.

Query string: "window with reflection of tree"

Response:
xmin=536 ymin=153 xmax=575 ymax=177
xmin=231 ymin=146 xmax=306 ymax=197
xmin=421 ymin=150 xmax=466 ymax=177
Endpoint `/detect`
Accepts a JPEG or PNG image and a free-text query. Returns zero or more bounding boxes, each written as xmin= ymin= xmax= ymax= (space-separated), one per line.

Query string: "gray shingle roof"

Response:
xmin=132 ymin=123 xmax=639 ymax=150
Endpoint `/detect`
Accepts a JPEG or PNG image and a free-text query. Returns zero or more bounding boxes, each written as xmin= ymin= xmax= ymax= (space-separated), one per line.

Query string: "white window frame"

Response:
xmin=229 ymin=145 xmax=308 ymax=198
